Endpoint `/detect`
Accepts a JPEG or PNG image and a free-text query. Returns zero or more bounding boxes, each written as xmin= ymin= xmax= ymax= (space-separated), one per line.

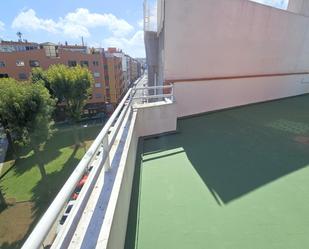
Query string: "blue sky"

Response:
xmin=250 ymin=0 xmax=289 ymax=9
xmin=0 ymin=0 xmax=288 ymax=58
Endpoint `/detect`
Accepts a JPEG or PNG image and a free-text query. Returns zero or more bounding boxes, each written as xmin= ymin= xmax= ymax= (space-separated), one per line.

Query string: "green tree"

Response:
xmin=47 ymin=64 xmax=93 ymax=145
xmin=31 ymin=67 xmax=54 ymax=98
xmin=0 ymin=78 xmax=28 ymax=156
xmin=24 ymin=83 xmax=56 ymax=178
xmin=0 ymin=78 xmax=55 ymax=178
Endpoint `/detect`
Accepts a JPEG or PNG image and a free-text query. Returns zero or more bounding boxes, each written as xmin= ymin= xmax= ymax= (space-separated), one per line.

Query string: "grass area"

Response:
xmin=0 ymin=124 xmax=102 ymax=248
xmin=126 ymin=94 xmax=309 ymax=249
xmin=0 ymin=161 xmax=14 ymax=179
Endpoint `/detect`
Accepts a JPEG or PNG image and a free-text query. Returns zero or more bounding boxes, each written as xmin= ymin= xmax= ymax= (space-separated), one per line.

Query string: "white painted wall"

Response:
xmin=105 ymin=112 xmax=139 ymax=249
xmin=175 ymin=74 xmax=309 ymax=117
xmin=163 ymin=0 xmax=309 ymax=80
xmin=135 ymin=101 xmax=177 ymax=137
xmin=288 ymin=0 xmax=309 ymax=16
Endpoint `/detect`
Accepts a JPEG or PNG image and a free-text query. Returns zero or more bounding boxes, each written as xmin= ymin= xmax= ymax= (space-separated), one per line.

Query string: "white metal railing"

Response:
xmin=132 ymin=84 xmax=174 ymax=103
xmin=21 ymin=76 xmax=174 ymax=249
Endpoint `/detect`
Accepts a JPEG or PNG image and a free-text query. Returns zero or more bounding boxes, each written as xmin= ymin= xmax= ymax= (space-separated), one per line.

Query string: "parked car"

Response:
xmin=56 ymin=200 xmax=76 ymax=234
xmin=71 ymin=174 xmax=89 ymax=200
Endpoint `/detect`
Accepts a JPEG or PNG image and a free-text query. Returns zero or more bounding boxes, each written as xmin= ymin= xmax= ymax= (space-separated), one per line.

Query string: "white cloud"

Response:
xmin=11 ymin=8 xmax=144 ymax=57
xmin=12 ymin=9 xmax=58 ymax=33
xmin=63 ymin=9 xmax=133 ymax=37
xmin=104 ymin=30 xmax=145 ymax=57
xmin=0 ymin=21 xmax=5 ymax=31
xmin=12 ymin=8 xmax=134 ymax=38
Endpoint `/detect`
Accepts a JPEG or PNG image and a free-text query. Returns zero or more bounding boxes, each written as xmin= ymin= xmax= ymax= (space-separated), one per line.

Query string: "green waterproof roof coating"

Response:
xmin=125 ymin=95 xmax=309 ymax=249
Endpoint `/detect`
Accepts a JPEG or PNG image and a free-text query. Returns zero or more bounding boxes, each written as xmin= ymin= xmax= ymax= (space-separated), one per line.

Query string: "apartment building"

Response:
xmin=106 ymin=48 xmax=142 ymax=92
xmin=107 ymin=48 xmax=131 ymax=93
xmin=104 ymin=51 xmax=125 ymax=107
xmin=0 ymin=40 xmax=108 ymax=114
xmin=129 ymin=58 xmax=140 ymax=83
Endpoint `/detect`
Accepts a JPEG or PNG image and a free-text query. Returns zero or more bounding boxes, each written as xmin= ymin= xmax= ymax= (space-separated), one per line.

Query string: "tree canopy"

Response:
xmin=0 ymin=78 xmax=55 ymax=152
xmin=47 ymin=64 xmax=94 ymax=123
xmin=31 ymin=67 xmax=54 ymax=98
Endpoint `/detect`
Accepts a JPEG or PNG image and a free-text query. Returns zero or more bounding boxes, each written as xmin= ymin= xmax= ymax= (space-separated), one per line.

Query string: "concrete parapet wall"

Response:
xmin=103 ymin=101 xmax=177 ymax=249
xmin=174 ymin=74 xmax=309 ymax=117
xmin=135 ymin=101 xmax=177 ymax=137
xmin=105 ymin=112 xmax=139 ymax=249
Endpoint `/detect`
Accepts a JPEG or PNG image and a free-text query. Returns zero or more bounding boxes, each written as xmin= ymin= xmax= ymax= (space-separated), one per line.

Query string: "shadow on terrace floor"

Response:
xmin=140 ymin=94 xmax=309 ymax=205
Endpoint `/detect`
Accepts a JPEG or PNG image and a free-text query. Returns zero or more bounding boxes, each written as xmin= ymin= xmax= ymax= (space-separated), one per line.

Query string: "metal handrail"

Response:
xmin=133 ymin=93 xmax=173 ymax=100
xmin=133 ymin=84 xmax=173 ymax=91
xmin=132 ymin=83 xmax=174 ymax=103
xmin=21 ymin=77 xmax=174 ymax=249
xmin=22 ymin=88 xmax=133 ymax=249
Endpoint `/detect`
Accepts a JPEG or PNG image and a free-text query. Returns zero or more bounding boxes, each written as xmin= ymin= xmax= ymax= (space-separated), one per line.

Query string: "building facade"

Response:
xmin=0 ymin=41 xmax=142 ymax=115
xmin=104 ymin=51 xmax=125 ymax=108
xmin=0 ymin=41 xmax=108 ymax=114
xmin=146 ymin=0 xmax=309 ymax=117
xmin=106 ymin=48 xmax=142 ymax=93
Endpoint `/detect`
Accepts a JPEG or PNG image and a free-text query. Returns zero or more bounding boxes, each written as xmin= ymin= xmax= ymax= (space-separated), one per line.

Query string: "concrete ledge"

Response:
xmin=135 ymin=101 xmax=177 ymax=137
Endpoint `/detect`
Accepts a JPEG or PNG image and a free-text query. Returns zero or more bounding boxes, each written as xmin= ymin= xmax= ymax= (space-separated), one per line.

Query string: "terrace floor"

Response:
xmin=125 ymin=94 xmax=309 ymax=249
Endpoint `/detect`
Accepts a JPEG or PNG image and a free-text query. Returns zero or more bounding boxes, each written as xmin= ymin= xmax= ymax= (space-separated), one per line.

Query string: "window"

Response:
xmin=95 ymin=83 xmax=102 ymax=88
xmin=43 ymin=45 xmax=57 ymax=57
xmin=104 ymin=64 xmax=108 ymax=70
xmin=93 ymin=61 xmax=99 ymax=66
xmin=29 ymin=60 xmax=40 ymax=67
xmin=68 ymin=60 xmax=77 ymax=67
xmin=94 ymin=72 xmax=100 ymax=78
xmin=19 ymin=73 xmax=27 ymax=80
xmin=95 ymin=93 xmax=102 ymax=99
xmin=0 ymin=61 xmax=5 ymax=68
xmin=80 ymin=61 xmax=89 ymax=67
xmin=16 ymin=60 xmax=25 ymax=67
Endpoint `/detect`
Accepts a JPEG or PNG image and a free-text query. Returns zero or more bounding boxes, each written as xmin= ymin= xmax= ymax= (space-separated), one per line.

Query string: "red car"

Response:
xmin=71 ymin=174 xmax=89 ymax=200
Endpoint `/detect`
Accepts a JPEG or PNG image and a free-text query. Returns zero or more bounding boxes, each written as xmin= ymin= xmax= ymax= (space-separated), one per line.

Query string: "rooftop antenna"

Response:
xmin=16 ymin=31 xmax=23 ymax=42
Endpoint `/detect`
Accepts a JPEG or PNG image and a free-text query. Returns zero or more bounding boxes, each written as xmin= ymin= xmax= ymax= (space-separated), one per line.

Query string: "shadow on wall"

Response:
xmin=140 ymin=94 xmax=309 ymax=205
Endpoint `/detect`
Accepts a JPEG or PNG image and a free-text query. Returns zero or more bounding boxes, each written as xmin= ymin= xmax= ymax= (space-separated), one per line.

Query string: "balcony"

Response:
xmin=21 ymin=72 xmax=309 ymax=249
xmin=21 ymin=75 xmax=177 ymax=249
xmin=125 ymin=94 xmax=309 ymax=249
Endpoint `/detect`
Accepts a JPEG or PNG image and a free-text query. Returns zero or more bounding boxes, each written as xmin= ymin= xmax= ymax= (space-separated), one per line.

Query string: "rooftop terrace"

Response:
xmin=125 ymin=94 xmax=309 ymax=249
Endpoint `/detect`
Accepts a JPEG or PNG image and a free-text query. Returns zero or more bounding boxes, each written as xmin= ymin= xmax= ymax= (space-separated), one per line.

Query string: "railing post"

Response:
xmin=142 ymin=87 xmax=146 ymax=103
xmin=102 ymin=135 xmax=111 ymax=171
xmin=130 ymin=88 xmax=134 ymax=100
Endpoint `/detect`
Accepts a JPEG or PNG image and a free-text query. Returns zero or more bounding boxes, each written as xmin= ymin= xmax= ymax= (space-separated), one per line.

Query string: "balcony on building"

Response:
xmin=21 ymin=0 xmax=309 ymax=249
